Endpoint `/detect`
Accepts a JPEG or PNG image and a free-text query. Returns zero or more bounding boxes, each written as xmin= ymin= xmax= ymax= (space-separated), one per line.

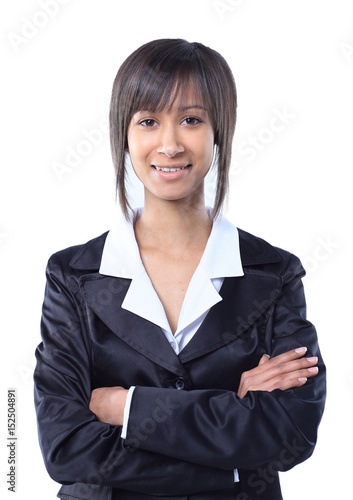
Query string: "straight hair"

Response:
xmin=109 ymin=38 xmax=237 ymax=220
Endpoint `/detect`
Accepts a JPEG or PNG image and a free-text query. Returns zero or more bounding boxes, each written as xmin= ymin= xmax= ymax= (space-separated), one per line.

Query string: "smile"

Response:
xmin=153 ymin=164 xmax=191 ymax=172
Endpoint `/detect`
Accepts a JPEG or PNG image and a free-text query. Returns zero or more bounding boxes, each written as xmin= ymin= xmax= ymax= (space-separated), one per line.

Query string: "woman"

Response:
xmin=34 ymin=39 xmax=326 ymax=500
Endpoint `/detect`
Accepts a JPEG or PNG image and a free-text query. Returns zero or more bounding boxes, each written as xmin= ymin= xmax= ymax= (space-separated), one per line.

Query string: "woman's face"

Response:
xmin=126 ymin=87 xmax=215 ymax=207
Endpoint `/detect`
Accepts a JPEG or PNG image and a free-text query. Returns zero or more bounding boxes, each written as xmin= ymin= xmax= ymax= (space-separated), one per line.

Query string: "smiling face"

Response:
xmin=126 ymin=88 xmax=215 ymax=208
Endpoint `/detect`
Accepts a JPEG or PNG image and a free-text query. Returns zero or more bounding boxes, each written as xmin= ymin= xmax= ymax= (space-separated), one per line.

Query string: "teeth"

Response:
xmin=154 ymin=166 xmax=187 ymax=172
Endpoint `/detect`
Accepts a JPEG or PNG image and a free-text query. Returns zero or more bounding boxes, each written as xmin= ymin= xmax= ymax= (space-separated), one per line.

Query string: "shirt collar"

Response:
xmin=199 ymin=209 xmax=244 ymax=279
xmin=99 ymin=207 xmax=243 ymax=280
xmin=99 ymin=208 xmax=144 ymax=279
xmin=99 ymin=208 xmax=243 ymax=335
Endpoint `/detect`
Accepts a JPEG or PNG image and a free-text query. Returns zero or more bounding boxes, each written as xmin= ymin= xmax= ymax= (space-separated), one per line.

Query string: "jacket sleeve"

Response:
xmin=124 ymin=253 xmax=326 ymax=471
xmin=33 ymin=254 xmax=235 ymax=495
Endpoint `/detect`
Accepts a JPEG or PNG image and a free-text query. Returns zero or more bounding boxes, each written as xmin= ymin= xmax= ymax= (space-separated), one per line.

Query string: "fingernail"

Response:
xmin=307 ymin=356 xmax=318 ymax=363
xmin=308 ymin=367 xmax=319 ymax=373
xmin=295 ymin=347 xmax=307 ymax=354
xmin=263 ymin=354 xmax=270 ymax=359
xmin=298 ymin=377 xmax=307 ymax=383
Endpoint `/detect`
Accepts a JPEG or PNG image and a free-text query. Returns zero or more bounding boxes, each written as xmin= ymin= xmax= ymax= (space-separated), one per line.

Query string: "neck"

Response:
xmin=134 ymin=196 xmax=212 ymax=252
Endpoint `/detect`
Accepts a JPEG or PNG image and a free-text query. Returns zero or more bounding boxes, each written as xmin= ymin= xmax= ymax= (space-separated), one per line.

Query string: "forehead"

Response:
xmin=138 ymin=97 xmax=208 ymax=117
xmin=131 ymin=76 xmax=213 ymax=116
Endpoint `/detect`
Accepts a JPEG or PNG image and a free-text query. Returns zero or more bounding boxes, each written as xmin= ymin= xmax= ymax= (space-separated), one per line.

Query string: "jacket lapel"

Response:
xmin=179 ymin=270 xmax=282 ymax=363
xmin=179 ymin=228 xmax=284 ymax=363
xmin=69 ymin=233 xmax=188 ymax=377
xmin=78 ymin=273 xmax=189 ymax=378
xmin=70 ymin=228 xmax=284 ymax=372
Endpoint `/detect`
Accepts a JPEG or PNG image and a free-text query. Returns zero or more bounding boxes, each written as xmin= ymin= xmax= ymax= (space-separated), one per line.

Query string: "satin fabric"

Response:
xmin=34 ymin=228 xmax=326 ymax=500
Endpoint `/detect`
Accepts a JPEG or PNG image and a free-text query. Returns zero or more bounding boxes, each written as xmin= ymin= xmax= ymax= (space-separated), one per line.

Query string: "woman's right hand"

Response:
xmin=237 ymin=347 xmax=319 ymax=399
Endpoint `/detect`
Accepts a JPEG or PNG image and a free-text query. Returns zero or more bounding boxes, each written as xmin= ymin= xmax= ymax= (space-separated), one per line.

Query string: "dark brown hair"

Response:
xmin=109 ymin=38 xmax=237 ymax=220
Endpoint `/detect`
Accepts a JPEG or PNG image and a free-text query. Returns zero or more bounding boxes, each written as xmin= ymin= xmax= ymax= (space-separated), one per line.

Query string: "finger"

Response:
xmin=265 ymin=376 xmax=308 ymax=392
xmin=251 ymin=349 xmax=306 ymax=377
xmin=246 ymin=349 xmax=316 ymax=381
xmin=269 ymin=367 xmax=319 ymax=391
xmin=256 ymin=356 xmax=318 ymax=384
xmin=248 ymin=365 xmax=319 ymax=393
xmin=267 ymin=347 xmax=308 ymax=367
xmin=242 ymin=356 xmax=319 ymax=392
xmin=258 ymin=354 xmax=270 ymax=366
xmin=271 ymin=356 xmax=318 ymax=373
xmin=257 ymin=350 xmax=318 ymax=377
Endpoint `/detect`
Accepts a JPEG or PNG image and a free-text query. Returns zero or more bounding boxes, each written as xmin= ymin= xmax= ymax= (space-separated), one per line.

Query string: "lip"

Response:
xmin=151 ymin=163 xmax=192 ymax=180
xmin=152 ymin=163 xmax=191 ymax=170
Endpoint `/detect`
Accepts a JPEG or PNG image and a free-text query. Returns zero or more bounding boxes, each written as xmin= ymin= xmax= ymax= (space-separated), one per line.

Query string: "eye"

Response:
xmin=182 ymin=116 xmax=202 ymax=126
xmin=139 ymin=118 xmax=157 ymax=127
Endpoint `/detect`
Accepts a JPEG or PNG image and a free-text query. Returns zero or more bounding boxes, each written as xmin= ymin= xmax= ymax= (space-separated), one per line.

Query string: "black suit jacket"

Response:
xmin=34 ymin=228 xmax=326 ymax=500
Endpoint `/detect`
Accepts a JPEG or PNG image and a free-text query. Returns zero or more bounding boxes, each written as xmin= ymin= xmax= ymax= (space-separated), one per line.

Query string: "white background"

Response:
xmin=1 ymin=0 xmax=352 ymax=498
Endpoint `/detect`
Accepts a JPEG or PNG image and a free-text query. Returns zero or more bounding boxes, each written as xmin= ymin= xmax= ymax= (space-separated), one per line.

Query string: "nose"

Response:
xmin=156 ymin=125 xmax=185 ymax=158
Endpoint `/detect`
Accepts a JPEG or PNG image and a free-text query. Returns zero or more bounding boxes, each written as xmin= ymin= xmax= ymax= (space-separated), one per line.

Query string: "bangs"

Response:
xmin=121 ymin=41 xmax=217 ymax=121
xmin=130 ymin=69 xmax=214 ymax=117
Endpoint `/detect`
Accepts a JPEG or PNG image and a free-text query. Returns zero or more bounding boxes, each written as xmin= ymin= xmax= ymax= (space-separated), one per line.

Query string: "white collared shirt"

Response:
xmin=99 ymin=207 xmax=243 ymax=352
xmin=99 ymin=208 xmax=243 ymax=482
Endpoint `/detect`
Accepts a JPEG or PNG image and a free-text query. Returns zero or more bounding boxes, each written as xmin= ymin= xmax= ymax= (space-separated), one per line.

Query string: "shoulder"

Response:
xmin=237 ymin=227 xmax=305 ymax=281
xmin=46 ymin=231 xmax=109 ymax=276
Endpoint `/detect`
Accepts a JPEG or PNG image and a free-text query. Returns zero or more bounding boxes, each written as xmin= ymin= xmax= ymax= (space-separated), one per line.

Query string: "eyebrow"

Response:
xmin=178 ymin=105 xmax=208 ymax=112
xmin=134 ymin=105 xmax=208 ymax=116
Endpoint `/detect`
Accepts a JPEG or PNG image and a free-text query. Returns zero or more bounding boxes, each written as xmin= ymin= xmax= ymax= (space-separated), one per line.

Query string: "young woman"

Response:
xmin=34 ymin=39 xmax=326 ymax=500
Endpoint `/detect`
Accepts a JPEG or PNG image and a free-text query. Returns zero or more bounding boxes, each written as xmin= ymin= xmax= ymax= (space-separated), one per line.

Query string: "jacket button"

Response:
xmin=175 ymin=378 xmax=185 ymax=390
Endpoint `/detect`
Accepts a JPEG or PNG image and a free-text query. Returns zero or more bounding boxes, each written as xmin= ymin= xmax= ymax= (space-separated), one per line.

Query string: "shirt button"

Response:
xmin=170 ymin=341 xmax=177 ymax=352
xmin=175 ymin=378 xmax=185 ymax=390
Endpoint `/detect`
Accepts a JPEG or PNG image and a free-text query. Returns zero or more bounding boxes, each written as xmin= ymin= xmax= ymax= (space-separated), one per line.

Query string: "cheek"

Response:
xmin=129 ymin=136 xmax=152 ymax=162
xmin=127 ymin=141 xmax=144 ymax=167
xmin=200 ymin=133 xmax=215 ymax=165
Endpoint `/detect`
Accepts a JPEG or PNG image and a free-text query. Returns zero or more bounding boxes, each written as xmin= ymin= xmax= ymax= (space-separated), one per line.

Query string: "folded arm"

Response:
xmin=34 ymin=255 xmax=235 ymax=495
xmin=93 ymin=254 xmax=326 ymax=471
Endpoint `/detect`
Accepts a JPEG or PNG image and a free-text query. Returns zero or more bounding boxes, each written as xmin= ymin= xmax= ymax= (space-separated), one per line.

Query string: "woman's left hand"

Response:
xmin=89 ymin=386 xmax=128 ymax=426
xmin=237 ymin=347 xmax=319 ymax=399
